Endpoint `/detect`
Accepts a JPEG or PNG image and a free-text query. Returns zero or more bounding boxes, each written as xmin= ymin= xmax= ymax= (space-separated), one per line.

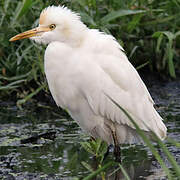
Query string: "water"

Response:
xmin=0 ymin=79 xmax=179 ymax=179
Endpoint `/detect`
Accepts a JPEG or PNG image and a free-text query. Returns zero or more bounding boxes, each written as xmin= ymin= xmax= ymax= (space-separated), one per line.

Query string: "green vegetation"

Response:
xmin=0 ymin=0 xmax=180 ymax=102
xmin=80 ymin=98 xmax=180 ymax=179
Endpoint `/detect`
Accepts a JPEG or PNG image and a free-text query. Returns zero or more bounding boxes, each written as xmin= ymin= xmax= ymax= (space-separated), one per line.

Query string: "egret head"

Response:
xmin=10 ymin=6 xmax=87 ymax=46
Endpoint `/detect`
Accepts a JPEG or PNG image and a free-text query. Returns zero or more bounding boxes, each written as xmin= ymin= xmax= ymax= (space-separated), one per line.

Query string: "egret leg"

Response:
xmin=114 ymin=145 xmax=121 ymax=162
xmin=111 ymin=130 xmax=121 ymax=162
xmin=103 ymin=144 xmax=113 ymax=161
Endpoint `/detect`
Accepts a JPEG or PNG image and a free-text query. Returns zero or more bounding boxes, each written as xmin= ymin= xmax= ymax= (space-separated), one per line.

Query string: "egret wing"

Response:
xmin=81 ymin=53 xmax=166 ymax=139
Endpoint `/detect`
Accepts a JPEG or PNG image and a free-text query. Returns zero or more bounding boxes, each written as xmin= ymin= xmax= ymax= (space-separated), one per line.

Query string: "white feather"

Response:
xmin=38 ymin=6 xmax=167 ymax=144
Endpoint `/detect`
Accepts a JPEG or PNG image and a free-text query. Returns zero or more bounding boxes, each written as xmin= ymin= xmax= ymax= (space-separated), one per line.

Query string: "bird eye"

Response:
xmin=49 ymin=24 xmax=56 ymax=30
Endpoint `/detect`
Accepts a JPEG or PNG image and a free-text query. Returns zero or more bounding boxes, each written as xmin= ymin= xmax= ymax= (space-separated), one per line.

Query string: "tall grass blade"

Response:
xmin=119 ymin=164 xmax=131 ymax=180
xmin=17 ymin=0 xmax=33 ymax=20
xmin=10 ymin=0 xmax=33 ymax=26
xmin=152 ymin=132 xmax=180 ymax=177
xmin=80 ymin=141 xmax=94 ymax=155
xmin=17 ymin=84 xmax=45 ymax=106
xmin=0 ymin=0 xmax=10 ymax=26
xmin=136 ymin=61 xmax=149 ymax=70
xmin=79 ymin=12 xmax=97 ymax=27
xmin=161 ymin=31 xmax=174 ymax=41
xmin=81 ymin=161 xmax=94 ymax=172
xmin=4 ymin=0 xmax=11 ymax=11
xmin=74 ymin=0 xmax=87 ymax=7
xmin=100 ymin=9 xmax=146 ymax=24
xmin=0 ymin=79 xmax=26 ymax=90
xmin=174 ymin=31 xmax=180 ymax=38
xmin=142 ymin=15 xmax=178 ymax=26
xmin=167 ymin=45 xmax=176 ymax=78
xmin=0 ymin=72 xmax=30 ymax=81
xmin=106 ymin=95 xmax=173 ymax=179
xmin=127 ymin=14 xmax=143 ymax=33
xmin=129 ymin=46 xmax=139 ymax=59
xmin=156 ymin=34 xmax=164 ymax=52
xmin=95 ymin=139 xmax=102 ymax=155
xmin=83 ymin=161 xmax=115 ymax=180
xmin=108 ymin=164 xmax=130 ymax=180
xmin=153 ymin=31 xmax=177 ymax=77
xmin=10 ymin=1 xmax=22 ymax=26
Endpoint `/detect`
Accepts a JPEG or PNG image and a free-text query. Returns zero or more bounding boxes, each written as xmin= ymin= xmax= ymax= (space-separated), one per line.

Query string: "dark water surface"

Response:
xmin=0 ymin=79 xmax=180 ymax=179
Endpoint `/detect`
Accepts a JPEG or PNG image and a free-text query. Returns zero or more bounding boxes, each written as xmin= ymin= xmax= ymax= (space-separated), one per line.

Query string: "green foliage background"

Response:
xmin=0 ymin=0 xmax=180 ymax=102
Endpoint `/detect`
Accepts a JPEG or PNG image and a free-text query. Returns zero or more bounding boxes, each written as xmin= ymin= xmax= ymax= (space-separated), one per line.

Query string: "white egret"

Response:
xmin=10 ymin=6 xmax=167 ymax=160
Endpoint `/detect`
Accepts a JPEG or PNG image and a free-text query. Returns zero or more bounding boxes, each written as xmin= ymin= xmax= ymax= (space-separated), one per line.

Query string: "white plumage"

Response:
xmin=10 ymin=6 xmax=167 ymax=145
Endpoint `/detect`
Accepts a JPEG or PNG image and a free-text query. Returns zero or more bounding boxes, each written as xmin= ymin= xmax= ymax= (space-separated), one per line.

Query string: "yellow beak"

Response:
xmin=9 ymin=27 xmax=50 ymax=42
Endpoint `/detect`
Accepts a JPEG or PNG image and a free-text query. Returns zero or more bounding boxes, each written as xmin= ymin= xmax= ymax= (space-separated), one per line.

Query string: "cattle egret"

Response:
xmin=10 ymin=6 xmax=167 ymax=160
